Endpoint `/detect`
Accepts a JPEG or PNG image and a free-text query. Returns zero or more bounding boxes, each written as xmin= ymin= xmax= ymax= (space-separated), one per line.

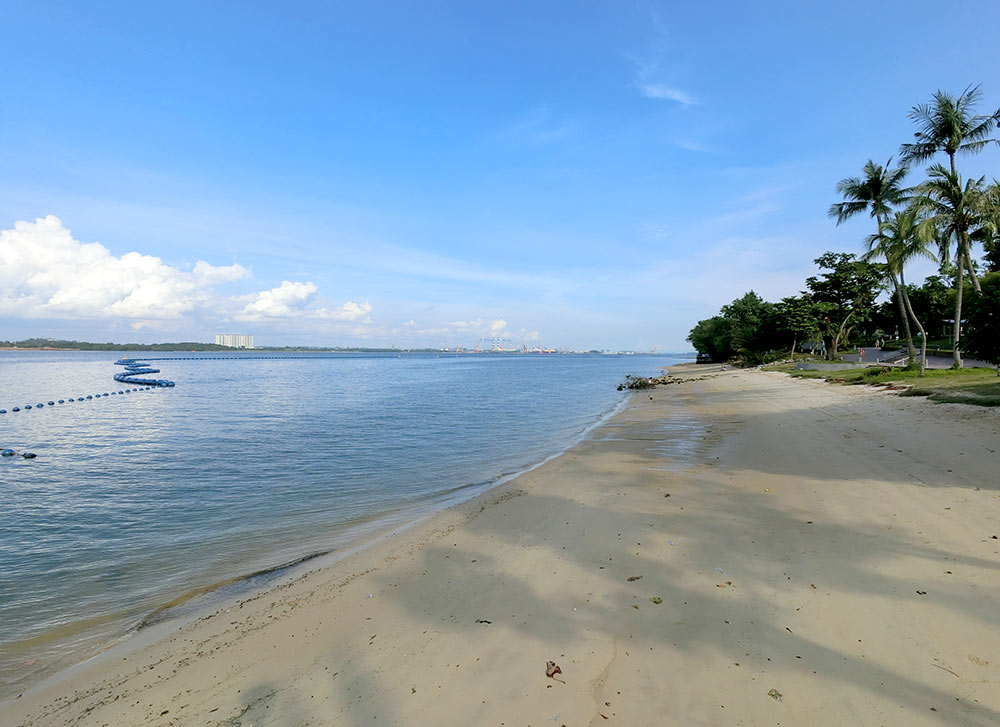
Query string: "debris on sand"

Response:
xmin=545 ymin=661 xmax=565 ymax=683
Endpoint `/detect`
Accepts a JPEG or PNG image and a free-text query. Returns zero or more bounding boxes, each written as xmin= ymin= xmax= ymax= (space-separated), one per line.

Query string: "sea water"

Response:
xmin=0 ymin=350 xmax=689 ymax=697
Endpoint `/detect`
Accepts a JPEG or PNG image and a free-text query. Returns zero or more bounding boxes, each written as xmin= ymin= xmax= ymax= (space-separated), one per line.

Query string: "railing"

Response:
xmin=876 ymin=349 xmax=909 ymax=364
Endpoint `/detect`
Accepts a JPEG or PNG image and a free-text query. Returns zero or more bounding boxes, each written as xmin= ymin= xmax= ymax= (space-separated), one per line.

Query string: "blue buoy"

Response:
xmin=58 ymin=399 xmax=64 ymax=404
xmin=48 ymin=401 xmax=54 ymax=405
xmin=12 ymin=407 xmax=20 ymax=412
xmin=86 ymin=395 xmax=92 ymax=400
xmin=1 ymin=449 xmax=14 ymax=457
xmin=114 ymin=358 xmax=175 ymax=387
xmin=24 ymin=405 xmax=32 ymax=410
xmin=22 ymin=452 xmax=36 ymax=459
xmin=37 ymin=403 xmax=44 ymax=408
xmin=0 ymin=409 xmax=6 ymax=414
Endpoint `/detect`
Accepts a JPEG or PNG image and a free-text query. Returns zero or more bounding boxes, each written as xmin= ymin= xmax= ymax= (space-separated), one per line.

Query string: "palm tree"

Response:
xmin=829 ymin=160 xmax=914 ymax=360
xmin=864 ymin=208 xmax=936 ymax=374
xmin=972 ymin=180 xmax=1000 ymax=272
xmin=912 ymin=165 xmax=989 ymax=367
xmin=900 ymin=85 xmax=1000 ymax=292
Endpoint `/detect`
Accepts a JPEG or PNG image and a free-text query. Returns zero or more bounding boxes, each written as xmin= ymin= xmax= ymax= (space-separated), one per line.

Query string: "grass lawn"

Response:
xmin=767 ymin=363 xmax=1000 ymax=407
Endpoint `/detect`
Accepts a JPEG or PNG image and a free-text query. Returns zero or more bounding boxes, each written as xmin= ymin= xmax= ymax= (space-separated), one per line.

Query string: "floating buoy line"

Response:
xmin=0 ymin=355 xmax=349 ymax=416
xmin=2 ymin=355 xmax=356 ymax=459
xmin=113 ymin=358 xmax=176 ymax=387
xmin=0 ymin=358 xmax=173 ymax=417
xmin=0 ymin=387 xmax=153 ymax=415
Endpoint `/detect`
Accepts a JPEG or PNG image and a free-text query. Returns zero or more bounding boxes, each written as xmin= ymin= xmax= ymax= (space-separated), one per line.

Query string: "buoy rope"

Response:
xmin=0 ymin=387 xmax=153 ymax=415
xmin=2 ymin=355 xmax=367 ymax=415
xmin=114 ymin=359 xmax=176 ymax=387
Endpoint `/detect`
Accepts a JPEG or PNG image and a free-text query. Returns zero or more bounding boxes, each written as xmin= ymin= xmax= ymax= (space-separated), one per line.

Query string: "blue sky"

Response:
xmin=1 ymin=1 xmax=998 ymax=350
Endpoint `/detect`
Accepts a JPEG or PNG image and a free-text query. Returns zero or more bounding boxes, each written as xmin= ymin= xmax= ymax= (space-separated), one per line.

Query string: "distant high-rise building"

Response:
xmin=215 ymin=334 xmax=254 ymax=349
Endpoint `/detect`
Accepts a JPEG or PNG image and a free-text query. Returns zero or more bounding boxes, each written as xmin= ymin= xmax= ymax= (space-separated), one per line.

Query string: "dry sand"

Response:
xmin=3 ymin=366 xmax=999 ymax=726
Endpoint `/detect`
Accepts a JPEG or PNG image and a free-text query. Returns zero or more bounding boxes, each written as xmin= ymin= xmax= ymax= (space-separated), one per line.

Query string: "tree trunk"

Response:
xmin=949 ymin=151 xmax=980 ymax=302
xmin=965 ymin=248 xmax=982 ymax=293
xmin=833 ymin=312 xmax=854 ymax=361
xmin=952 ymin=239 xmax=965 ymax=368
xmin=889 ymin=270 xmax=916 ymax=363
xmin=899 ymin=270 xmax=926 ymax=376
xmin=789 ymin=334 xmax=797 ymax=359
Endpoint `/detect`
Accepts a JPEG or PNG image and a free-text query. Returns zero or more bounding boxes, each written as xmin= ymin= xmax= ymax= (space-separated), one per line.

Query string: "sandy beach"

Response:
xmin=4 ymin=365 xmax=999 ymax=726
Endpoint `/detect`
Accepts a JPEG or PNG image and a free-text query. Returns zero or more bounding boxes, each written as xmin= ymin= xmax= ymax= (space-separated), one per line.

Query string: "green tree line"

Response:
xmin=0 ymin=339 xmax=235 ymax=351
xmin=688 ymin=85 xmax=1000 ymax=370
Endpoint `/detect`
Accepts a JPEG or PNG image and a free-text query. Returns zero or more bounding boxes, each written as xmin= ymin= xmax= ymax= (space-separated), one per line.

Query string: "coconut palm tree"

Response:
xmin=900 ymin=85 xmax=1000 ymax=291
xmin=829 ymin=160 xmax=915 ymax=360
xmin=972 ymin=180 xmax=1000 ymax=272
xmin=912 ymin=165 xmax=989 ymax=367
xmin=864 ymin=208 xmax=937 ymax=374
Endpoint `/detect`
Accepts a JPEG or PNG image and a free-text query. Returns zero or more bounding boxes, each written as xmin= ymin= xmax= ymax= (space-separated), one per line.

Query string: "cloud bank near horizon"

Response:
xmin=0 ymin=216 xmax=552 ymax=347
xmin=0 ymin=216 xmax=374 ymax=332
xmin=0 ymin=216 xmax=251 ymax=321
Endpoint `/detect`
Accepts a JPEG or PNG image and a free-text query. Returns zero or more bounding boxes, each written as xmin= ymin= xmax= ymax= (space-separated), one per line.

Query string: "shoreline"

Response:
xmin=4 ymin=365 xmax=998 ymax=725
xmin=0 ymin=380 xmax=640 ymax=704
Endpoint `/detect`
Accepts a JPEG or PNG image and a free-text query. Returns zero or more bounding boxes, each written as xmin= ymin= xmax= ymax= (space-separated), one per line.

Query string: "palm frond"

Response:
xmin=864 ymin=208 xmax=936 ymax=276
xmin=901 ymin=85 xmax=998 ymax=165
xmin=861 ymin=231 xmax=885 ymax=259
xmin=899 ymin=142 xmax=937 ymax=165
xmin=830 ymin=159 xmax=908 ymax=222
xmin=828 ymin=201 xmax=868 ymax=223
xmin=955 ymin=84 xmax=983 ymax=113
xmin=960 ymin=115 xmax=998 ymax=144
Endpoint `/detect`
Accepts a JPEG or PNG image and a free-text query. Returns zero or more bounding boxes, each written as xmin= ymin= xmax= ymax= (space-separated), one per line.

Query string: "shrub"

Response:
xmin=862 ymin=366 xmax=892 ymax=378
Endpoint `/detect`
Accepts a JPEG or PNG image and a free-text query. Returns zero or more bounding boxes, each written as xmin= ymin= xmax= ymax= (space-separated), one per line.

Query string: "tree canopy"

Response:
xmin=687 ymin=84 xmax=996 ymax=370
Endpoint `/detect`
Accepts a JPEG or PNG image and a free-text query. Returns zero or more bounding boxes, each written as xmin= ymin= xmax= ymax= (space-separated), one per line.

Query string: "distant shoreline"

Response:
xmin=0 ymin=344 xmax=676 ymax=355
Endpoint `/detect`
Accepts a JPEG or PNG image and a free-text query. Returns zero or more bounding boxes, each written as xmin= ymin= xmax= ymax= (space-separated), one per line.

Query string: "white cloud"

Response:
xmin=315 ymin=300 xmax=373 ymax=321
xmin=444 ymin=317 xmax=510 ymax=336
xmin=0 ymin=215 xmax=250 ymax=320
xmin=237 ymin=281 xmax=372 ymax=323
xmin=239 ymin=280 xmax=318 ymax=319
xmin=445 ymin=318 xmax=485 ymax=330
xmin=629 ymin=25 xmax=696 ymax=109
xmin=638 ymin=83 xmax=694 ymax=106
xmin=192 ymin=259 xmax=250 ymax=284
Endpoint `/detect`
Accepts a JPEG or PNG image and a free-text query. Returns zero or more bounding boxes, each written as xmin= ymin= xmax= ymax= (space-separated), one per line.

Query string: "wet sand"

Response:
xmin=3 ymin=366 xmax=999 ymax=726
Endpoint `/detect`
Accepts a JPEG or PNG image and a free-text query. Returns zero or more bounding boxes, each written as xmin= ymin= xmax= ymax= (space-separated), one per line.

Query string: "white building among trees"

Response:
xmin=214 ymin=334 xmax=254 ymax=349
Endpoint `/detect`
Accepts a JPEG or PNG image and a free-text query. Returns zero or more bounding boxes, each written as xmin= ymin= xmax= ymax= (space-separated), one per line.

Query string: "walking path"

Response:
xmin=844 ymin=348 xmax=993 ymax=369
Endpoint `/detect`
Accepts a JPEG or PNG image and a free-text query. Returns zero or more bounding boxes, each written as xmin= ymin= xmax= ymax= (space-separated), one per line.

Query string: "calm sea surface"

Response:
xmin=0 ymin=350 xmax=689 ymax=696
